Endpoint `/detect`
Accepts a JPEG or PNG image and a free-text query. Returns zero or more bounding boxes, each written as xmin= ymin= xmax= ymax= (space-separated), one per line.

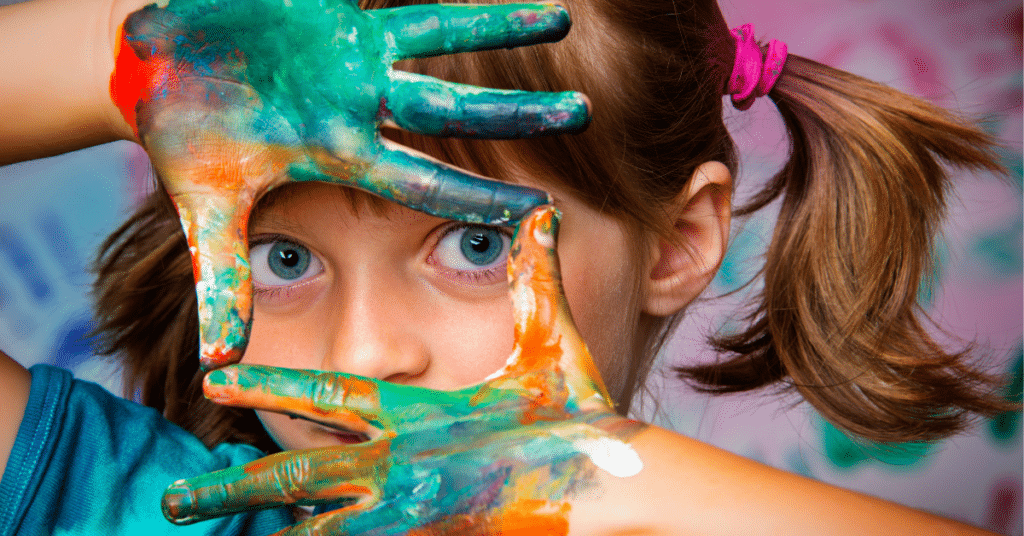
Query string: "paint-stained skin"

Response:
xmin=109 ymin=0 xmax=591 ymax=370
xmin=161 ymin=207 xmax=648 ymax=535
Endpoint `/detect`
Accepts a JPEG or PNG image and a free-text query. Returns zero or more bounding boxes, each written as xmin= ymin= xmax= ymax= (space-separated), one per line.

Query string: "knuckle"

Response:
xmin=270 ymin=455 xmax=312 ymax=502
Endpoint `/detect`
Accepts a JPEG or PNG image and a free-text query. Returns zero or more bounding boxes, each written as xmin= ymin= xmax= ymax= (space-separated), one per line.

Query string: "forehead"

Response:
xmin=251 ymin=182 xmax=387 ymax=223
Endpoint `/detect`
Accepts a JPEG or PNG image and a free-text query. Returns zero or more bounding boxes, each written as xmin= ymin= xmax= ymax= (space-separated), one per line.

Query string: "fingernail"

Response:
xmin=205 ymin=368 xmax=230 ymax=386
xmin=162 ymin=481 xmax=197 ymax=523
xmin=534 ymin=205 xmax=561 ymax=243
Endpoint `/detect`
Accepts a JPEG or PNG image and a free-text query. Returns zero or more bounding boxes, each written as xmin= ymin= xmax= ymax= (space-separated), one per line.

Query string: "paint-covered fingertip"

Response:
xmin=204 ymin=367 xmax=234 ymax=387
xmin=575 ymin=91 xmax=593 ymax=130
xmin=545 ymin=91 xmax=591 ymax=136
xmin=203 ymin=366 xmax=242 ymax=401
xmin=162 ymin=480 xmax=198 ymax=524
xmin=516 ymin=2 xmax=572 ymax=41
xmin=532 ymin=204 xmax=562 ymax=236
xmin=198 ymin=345 xmax=245 ymax=372
xmin=515 ymin=204 xmax=561 ymax=252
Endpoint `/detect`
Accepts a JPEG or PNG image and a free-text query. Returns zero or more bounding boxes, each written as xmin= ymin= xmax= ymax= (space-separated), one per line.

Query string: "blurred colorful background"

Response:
xmin=0 ymin=0 xmax=1020 ymax=533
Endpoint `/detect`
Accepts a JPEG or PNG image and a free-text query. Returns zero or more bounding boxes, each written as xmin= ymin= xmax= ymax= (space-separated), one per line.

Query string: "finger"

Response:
xmin=375 ymin=3 xmax=571 ymax=61
xmin=162 ymin=445 xmax=384 ymax=524
xmin=353 ymin=141 xmax=551 ymax=225
xmin=386 ymin=70 xmax=590 ymax=139
xmin=130 ymin=74 xmax=305 ymax=370
xmin=496 ymin=206 xmax=613 ymax=407
xmin=204 ymin=364 xmax=490 ymax=431
xmin=173 ymin=192 xmax=254 ymax=371
xmin=204 ymin=365 xmax=387 ymax=432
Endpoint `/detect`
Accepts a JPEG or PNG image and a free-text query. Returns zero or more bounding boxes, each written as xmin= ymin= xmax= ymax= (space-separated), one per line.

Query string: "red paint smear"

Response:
xmin=985 ymin=478 xmax=1021 ymax=533
xmin=184 ymin=232 xmax=203 ymax=284
xmin=110 ymin=27 xmax=180 ymax=138
xmin=512 ymin=10 xmax=541 ymax=27
xmin=818 ymin=39 xmax=854 ymax=69
xmin=201 ymin=345 xmax=242 ymax=370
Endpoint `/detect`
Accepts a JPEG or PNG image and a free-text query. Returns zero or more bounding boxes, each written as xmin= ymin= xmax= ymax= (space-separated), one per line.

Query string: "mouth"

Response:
xmin=329 ymin=430 xmax=371 ymax=444
xmin=308 ymin=421 xmax=376 ymax=445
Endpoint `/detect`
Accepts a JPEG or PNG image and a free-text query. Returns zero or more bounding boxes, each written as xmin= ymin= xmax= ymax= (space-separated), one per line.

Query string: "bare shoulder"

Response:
xmin=0 ymin=351 xmax=31 ymax=481
xmin=568 ymin=425 xmax=999 ymax=536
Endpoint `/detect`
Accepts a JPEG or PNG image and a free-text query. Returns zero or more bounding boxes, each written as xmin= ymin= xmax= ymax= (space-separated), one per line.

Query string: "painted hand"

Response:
xmin=110 ymin=0 xmax=590 ymax=369
xmin=161 ymin=206 xmax=647 ymax=535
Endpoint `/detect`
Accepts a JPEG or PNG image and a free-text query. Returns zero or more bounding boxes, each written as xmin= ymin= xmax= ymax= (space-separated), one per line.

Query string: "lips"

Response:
xmin=311 ymin=422 xmax=373 ymax=445
xmin=330 ymin=431 xmax=370 ymax=444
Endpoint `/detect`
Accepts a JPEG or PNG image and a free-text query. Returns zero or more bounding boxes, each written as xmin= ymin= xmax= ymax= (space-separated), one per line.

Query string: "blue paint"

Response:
xmin=37 ymin=211 xmax=85 ymax=283
xmin=51 ymin=316 xmax=99 ymax=370
xmin=0 ymin=225 xmax=52 ymax=303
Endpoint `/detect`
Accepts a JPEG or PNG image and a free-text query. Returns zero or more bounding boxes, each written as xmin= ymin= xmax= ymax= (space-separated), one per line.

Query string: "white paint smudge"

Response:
xmin=573 ymin=436 xmax=643 ymax=477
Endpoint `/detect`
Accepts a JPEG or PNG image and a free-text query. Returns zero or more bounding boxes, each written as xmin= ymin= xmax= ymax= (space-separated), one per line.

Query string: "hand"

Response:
xmin=161 ymin=206 xmax=648 ymax=535
xmin=109 ymin=0 xmax=590 ymax=369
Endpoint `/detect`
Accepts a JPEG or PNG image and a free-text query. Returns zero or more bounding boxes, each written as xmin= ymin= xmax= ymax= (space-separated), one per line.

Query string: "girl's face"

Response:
xmin=241 ymin=180 xmax=644 ymax=450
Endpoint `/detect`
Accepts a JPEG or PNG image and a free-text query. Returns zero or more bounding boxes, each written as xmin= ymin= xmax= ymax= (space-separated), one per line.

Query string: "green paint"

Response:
xmin=375 ymin=4 xmax=570 ymax=60
xmin=175 ymin=364 xmax=640 ymax=529
xmin=972 ymin=220 xmax=1023 ymax=277
xmin=119 ymin=0 xmax=591 ymax=370
xmin=819 ymin=417 xmax=935 ymax=471
xmin=988 ymin=348 xmax=1023 ymax=444
xmin=387 ymin=71 xmax=589 ymax=138
xmin=712 ymin=214 xmax=769 ymax=293
xmin=164 ymin=209 xmax=646 ymax=533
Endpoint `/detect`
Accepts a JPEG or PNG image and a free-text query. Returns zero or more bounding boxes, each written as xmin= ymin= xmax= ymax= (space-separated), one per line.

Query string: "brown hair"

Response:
xmin=94 ymin=0 xmax=1013 ymax=448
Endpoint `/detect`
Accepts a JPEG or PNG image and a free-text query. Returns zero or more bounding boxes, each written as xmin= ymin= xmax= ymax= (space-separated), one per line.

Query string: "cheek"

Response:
xmin=241 ymin=308 xmax=324 ymax=369
xmin=562 ymin=263 xmax=636 ymax=367
xmin=557 ymin=217 xmax=640 ymax=374
xmin=420 ymin=296 xmax=517 ymax=387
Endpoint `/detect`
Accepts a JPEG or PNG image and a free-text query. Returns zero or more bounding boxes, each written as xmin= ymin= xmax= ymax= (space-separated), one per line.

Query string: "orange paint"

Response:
xmin=495 ymin=500 xmax=571 ymax=536
xmin=407 ymin=500 xmax=570 ymax=536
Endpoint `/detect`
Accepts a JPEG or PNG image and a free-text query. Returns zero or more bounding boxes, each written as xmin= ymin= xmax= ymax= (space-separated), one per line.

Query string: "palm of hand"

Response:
xmin=161 ymin=207 xmax=647 ymax=535
xmin=110 ymin=0 xmax=589 ymax=369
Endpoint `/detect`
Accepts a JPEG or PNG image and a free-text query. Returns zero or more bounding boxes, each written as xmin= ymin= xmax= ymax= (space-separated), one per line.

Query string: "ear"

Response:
xmin=643 ymin=161 xmax=732 ymax=317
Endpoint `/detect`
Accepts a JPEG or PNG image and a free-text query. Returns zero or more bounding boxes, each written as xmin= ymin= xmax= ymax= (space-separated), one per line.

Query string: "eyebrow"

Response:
xmin=248 ymin=187 xmax=308 ymax=235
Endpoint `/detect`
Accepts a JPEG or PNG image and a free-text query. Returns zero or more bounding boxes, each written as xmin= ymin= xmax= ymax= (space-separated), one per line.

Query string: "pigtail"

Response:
xmin=679 ymin=53 xmax=1013 ymax=442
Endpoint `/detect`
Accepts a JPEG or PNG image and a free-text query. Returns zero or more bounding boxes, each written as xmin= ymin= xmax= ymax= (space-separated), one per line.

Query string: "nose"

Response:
xmin=319 ymin=269 xmax=430 ymax=383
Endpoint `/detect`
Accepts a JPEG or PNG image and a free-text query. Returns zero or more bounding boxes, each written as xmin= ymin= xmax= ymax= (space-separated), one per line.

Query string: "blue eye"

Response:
xmin=250 ymin=239 xmax=323 ymax=288
xmin=432 ymin=225 xmax=511 ymax=275
xmin=460 ymin=228 xmax=504 ymax=266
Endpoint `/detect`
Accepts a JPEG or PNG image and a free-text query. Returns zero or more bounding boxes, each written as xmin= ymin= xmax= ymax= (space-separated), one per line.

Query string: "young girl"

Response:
xmin=0 ymin=0 xmax=1015 ymax=534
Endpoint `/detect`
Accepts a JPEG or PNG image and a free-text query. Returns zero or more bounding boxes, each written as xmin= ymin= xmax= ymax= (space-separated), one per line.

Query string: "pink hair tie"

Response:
xmin=726 ymin=24 xmax=788 ymax=111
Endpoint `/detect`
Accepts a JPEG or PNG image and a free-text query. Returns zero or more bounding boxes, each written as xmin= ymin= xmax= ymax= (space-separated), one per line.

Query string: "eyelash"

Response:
xmin=248 ymin=234 xmax=323 ymax=299
xmin=428 ymin=223 xmax=513 ymax=286
xmin=247 ymin=224 xmax=511 ymax=297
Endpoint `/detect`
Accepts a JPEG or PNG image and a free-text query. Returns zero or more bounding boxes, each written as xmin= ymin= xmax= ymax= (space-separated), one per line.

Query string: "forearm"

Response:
xmin=0 ymin=0 xmax=147 ymax=166
xmin=570 ymin=425 xmax=997 ymax=536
